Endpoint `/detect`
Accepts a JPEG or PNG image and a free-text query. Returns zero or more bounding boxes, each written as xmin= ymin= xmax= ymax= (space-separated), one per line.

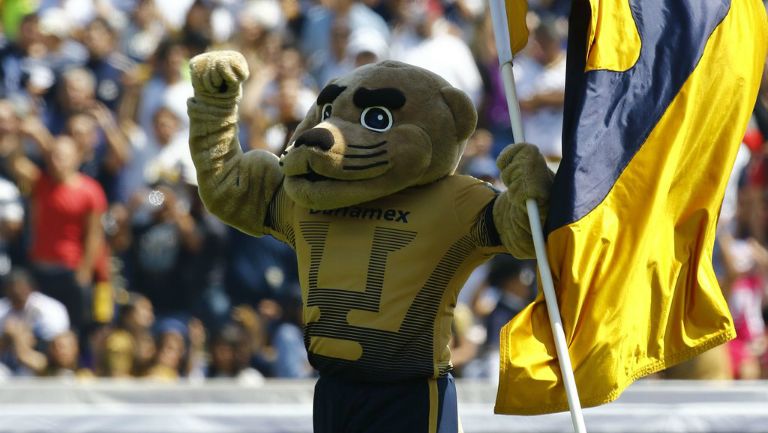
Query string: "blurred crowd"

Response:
xmin=0 ymin=0 xmax=765 ymax=383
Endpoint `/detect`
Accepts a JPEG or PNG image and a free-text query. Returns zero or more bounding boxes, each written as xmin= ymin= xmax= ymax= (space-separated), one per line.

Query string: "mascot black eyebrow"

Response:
xmin=187 ymin=51 xmax=552 ymax=433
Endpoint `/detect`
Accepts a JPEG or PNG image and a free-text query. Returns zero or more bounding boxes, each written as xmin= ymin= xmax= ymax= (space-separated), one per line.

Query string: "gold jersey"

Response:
xmin=266 ymin=175 xmax=505 ymax=381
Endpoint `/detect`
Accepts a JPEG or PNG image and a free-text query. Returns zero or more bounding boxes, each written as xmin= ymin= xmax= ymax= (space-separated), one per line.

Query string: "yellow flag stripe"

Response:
xmin=506 ymin=0 xmax=529 ymax=55
xmin=586 ymin=0 xmax=641 ymax=72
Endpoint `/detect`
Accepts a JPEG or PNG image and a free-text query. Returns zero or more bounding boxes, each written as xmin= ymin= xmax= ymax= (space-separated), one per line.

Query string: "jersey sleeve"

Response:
xmin=454 ymin=177 xmax=507 ymax=255
xmin=265 ymin=186 xmax=297 ymax=248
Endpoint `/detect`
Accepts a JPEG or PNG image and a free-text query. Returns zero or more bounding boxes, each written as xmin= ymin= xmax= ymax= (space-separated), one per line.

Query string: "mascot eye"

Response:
xmin=321 ymin=103 xmax=333 ymax=121
xmin=360 ymin=107 xmax=393 ymax=132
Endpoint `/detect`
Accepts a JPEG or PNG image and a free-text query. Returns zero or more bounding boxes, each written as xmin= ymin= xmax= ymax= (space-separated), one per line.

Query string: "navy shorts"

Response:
xmin=313 ymin=373 xmax=461 ymax=433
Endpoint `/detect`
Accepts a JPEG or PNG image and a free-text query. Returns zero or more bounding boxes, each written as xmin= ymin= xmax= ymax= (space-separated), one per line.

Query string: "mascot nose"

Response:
xmin=294 ymin=128 xmax=334 ymax=151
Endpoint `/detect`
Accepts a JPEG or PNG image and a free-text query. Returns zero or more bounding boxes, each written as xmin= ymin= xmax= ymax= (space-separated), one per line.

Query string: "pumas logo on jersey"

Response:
xmin=310 ymin=207 xmax=411 ymax=223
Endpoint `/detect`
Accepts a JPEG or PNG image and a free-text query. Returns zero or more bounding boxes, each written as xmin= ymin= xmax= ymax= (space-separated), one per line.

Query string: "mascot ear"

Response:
xmin=440 ymin=87 xmax=477 ymax=142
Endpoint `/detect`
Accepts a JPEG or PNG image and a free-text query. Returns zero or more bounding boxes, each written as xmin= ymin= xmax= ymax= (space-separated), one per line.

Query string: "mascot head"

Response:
xmin=279 ymin=61 xmax=477 ymax=209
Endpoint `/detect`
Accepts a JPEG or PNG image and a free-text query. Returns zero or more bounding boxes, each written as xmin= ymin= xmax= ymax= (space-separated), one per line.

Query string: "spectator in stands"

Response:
xmin=187 ymin=317 xmax=208 ymax=378
xmin=120 ymin=0 xmax=167 ymax=63
xmin=448 ymin=303 xmax=480 ymax=377
xmin=46 ymin=67 xmax=98 ymax=134
xmin=38 ymin=8 xmax=87 ymax=75
xmin=718 ymin=189 xmax=768 ymax=379
xmin=83 ymin=18 xmax=135 ymax=112
xmin=742 ymin=62 xmax=768 ymax=244
xmin=234 ymin=4 xmax=289 ymax=151
xmin=180 ymin=0 xmax=214 ymax=58
xmin=104 ymin=200 xmax=133 ymax=258
xmin=262 ymin=75 xmax=315 ymax=153
xmin=206 ymin=322 xmax=264 ymax=384
xmin=464 ymin=255 xmax=536 ymax=379
xmin=8 ymin=134 xmax=107 ymax=332
xmin=471 ymin=11 xmax=513 ymax=158
xmin=458 ymin=128 xmax=499 ymax=185
xmin=481 ymin=257 xmax=536 ymax=348
xmin=529 ymin=0 xmax=572 ymax=16
xmin=235 ymin=299 xmax=311 ymax=378
xmin=444 ymin=0 xmax=487 ymax=33
xmin=101 ymin=326 xmax=135 ymax=378
xmin=120 ymin=293 xmax=156 ymax=337
xmin=153 ymin=0 xmax=196 ymax=33
xmin=0 ymin=176 xmax=23 ymax=278
xmin=96 ymin=293 xmax=155 ymax=378
xmin=0 ymin=101 xmax=26 ymax=272
xmin=314 ymin=17 xmax=353 ymax=87
xmin=145 ymin=318 xmax=190 ymax=380
xmin=230 ymin=0 xmax=284 ymax=73
xmin=346 ymin=27 xmax=389 ymax=68
xmin=118 ymin=106 xmax=184 ymax=202
xmin=133 ymin=330 xmax=157 ymax=377
xmin=4 ymin=321 xmax=91 ymax=378
xmin=65 ymin=104 xmax=132 ymax=202
xmin=242 ymin=47 xmax=317 ymax=153
xmin=514 ymin=17 xmax=567 ymax=167
xmin=140 ymin=106 xmax=196 ymax=189
xmin=388 ymin=0 xmax=482 ymax=106
xmin=226 ymin=303 xmax=310 ymax=378
xmin=126 ymin=183 xmax=207 ymax=318
xmin=0 ymin=13 xmax=46 ymax=99
xmin=224 ymin=228 xmax=300 ymax=309
xmin=281 ymin=0 xmax=306 ymax=39
xmin=308 ymin=16 xmax=389 ymax=86
xmin=300 ymin=0 xmax=389 ymax=81
xmin=0 ymin=269 xmax=70 ymax=344
xmin=136 ymin=39 xmax=193 ymax=143
xmin=43 ymin=330 xmax=91 ymax=377
xmin=36 ymin=0 xmax=97 ymax=29
xmin=1 ymin=316 xmax=40 ymax=376
xmin=0 ymin=269 xmax=72 ymax=376
xmin=0 ymin=99 xmax=23 ymax=179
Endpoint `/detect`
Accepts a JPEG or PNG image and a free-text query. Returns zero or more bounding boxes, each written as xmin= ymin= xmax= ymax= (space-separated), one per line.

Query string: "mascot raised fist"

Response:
xmin=188 ymin=50 xmax=553 ymax=433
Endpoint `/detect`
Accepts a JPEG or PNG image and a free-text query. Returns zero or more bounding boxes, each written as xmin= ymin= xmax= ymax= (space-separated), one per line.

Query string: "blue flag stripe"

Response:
xmin=546 ymin=0 xmax=731 ymax=234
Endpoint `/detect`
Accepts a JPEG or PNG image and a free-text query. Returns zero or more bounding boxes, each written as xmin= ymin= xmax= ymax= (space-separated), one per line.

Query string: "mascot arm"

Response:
xmin=492 ymin=143 xmax=554 ymax=259
xmin=187 ymin=50 xmax=283 ymax=237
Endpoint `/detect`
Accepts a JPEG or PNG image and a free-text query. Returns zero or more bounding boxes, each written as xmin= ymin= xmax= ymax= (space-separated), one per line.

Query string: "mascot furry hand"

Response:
xmin=188 ymin=50 xmax=552 ymax=432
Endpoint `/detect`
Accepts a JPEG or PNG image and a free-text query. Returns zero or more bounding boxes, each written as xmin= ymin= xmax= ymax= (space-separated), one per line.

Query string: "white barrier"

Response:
xmin=0 ymin=379 xmax=766 ymax=432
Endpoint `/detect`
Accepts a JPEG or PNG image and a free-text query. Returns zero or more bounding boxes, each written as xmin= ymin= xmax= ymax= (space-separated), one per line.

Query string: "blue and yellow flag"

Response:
xmin=495 ymin=0 xmax=768 ymax=415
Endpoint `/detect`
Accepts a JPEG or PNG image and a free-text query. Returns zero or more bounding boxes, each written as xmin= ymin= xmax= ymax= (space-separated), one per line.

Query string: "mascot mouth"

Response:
xmin=297 ymin=166 xmax=333 ymax=182
xmin=287 ymin=151 xmax=391 ymax=182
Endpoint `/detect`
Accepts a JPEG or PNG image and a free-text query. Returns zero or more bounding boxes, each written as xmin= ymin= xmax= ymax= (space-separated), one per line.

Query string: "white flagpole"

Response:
xmin=488 ymin=1 xmax=587 ymax=432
